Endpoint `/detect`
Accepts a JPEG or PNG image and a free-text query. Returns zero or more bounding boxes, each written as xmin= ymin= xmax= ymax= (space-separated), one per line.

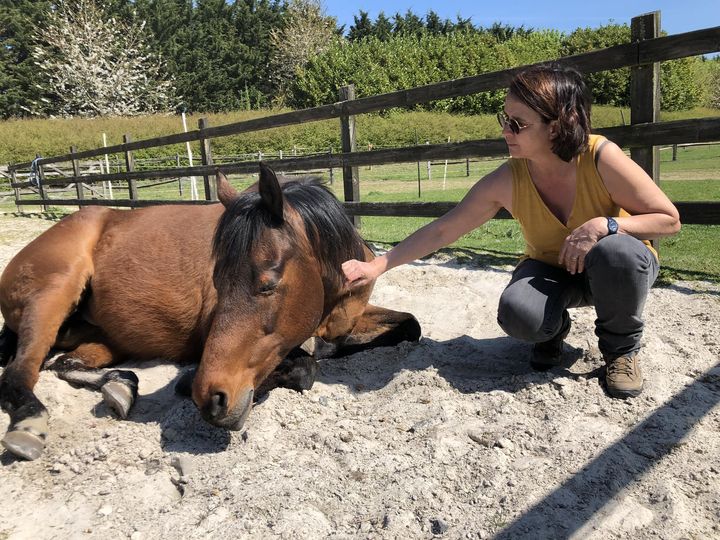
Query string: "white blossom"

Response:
xmin=30 ymin=0 xmax=176 ymax=117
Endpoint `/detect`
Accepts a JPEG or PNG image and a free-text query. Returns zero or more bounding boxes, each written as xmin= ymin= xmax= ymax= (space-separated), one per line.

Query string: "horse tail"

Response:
xmin=0 ymin=324 xmax=18 ymax=366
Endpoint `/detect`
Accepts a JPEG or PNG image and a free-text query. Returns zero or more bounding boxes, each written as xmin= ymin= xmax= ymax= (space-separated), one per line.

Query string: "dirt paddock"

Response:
xmin=0 ymin=214 xmax=719 ymax=539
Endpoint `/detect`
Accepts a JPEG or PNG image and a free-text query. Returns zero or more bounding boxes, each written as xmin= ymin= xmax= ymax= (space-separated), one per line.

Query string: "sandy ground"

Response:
xmin=0 ymin=213 xmax=719 ymax=540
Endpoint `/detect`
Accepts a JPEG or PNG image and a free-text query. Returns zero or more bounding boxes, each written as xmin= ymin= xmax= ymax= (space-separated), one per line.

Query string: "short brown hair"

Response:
xmin=509 ymin=63 xmax=592 ymax=162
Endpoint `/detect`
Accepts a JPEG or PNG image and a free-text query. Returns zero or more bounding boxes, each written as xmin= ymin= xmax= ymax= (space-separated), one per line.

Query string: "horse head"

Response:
xmin=192 ymin=164 xmax=366 ymax=430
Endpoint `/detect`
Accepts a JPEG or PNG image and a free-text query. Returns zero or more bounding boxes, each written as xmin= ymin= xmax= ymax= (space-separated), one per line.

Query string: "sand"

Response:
xmin=0 ymin=213 xmax=718 ymax=540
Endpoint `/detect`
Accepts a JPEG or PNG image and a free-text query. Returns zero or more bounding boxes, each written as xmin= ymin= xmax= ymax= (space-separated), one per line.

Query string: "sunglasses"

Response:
xmin=497 ymin=111 xmax=532 ymax=135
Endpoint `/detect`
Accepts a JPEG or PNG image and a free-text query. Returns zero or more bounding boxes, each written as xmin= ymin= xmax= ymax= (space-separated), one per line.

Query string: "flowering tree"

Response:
xmin=30 ymin=0 xmax=176 ymax=116
xmin=269 ymin=0 xmax=338 ymax=106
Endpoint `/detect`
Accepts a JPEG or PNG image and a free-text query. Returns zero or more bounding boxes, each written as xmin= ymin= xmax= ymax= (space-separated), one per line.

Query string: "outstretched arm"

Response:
xmin=342 ymin=164 xmax=513 ymax=287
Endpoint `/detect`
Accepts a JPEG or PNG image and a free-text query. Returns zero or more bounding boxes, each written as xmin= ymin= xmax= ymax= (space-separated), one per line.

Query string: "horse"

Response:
xmin=0 ymin=164 xmax=421 ymax=461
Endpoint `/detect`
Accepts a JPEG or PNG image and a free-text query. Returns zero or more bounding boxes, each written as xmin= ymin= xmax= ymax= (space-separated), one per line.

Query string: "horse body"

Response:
xmin=2 ymin=204 xmax=220 ymax=364
xmin=0 ymin=165 xmax=421 ymax=461
xmin=84 ymin=204 xmax=221 ymax=361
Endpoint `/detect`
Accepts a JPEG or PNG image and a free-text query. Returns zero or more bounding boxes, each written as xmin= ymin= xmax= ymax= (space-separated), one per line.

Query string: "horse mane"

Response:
xmin=213 ymin=176 xmax=367 ymax=291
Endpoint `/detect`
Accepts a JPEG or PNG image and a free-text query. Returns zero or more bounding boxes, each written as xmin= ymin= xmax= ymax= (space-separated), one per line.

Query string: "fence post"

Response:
xmin=11 ymin=167 xmax=20 ymax=213
xmin=426 ymin=141 xmax=431 ymax=182
xmin=176 ymin=153 xmax=183 ymax=196
xmin=328 ymin=146 xmax=334 ymax=184
xmin=199 ymin=117 xmax=217 ymax=201
xmin=339 ymin=84 xmax=360 ymax=227
xmin=70 ymin=146 xmax=84 ymax=208
xmin=415 ymin=130 xmax=421 ymax=197
xmin=35 ymin=154 xmax=48 ymax=212
xmin=630 ymin=12 xmax=661 ymax=251
xmin=123 ymin=134 xmax=138 ymax=207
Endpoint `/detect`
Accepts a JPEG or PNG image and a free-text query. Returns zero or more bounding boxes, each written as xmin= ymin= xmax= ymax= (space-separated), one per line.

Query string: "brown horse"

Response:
xmin=0 ymin=164 xmax=421 ymax=461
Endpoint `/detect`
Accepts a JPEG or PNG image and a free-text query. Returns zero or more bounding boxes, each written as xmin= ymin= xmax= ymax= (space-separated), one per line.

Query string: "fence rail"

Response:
xmin=7 ymin=13 xmax=720 ymax=226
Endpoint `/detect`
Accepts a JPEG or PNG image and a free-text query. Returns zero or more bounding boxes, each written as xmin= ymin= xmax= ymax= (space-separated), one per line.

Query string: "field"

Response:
xmin=1 ymin=109 xmax=719 ymax=283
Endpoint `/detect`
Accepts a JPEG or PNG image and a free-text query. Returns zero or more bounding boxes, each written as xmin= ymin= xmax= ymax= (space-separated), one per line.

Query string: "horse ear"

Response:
xmin=258 ymin=162 xmax=284 ymax=222
xmin=216 ymin=171 xmax=239 ymax=208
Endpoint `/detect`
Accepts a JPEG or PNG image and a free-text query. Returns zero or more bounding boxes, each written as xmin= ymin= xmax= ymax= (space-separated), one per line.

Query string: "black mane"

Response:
xmin=213 ymin=177 xmax=367 ymax=291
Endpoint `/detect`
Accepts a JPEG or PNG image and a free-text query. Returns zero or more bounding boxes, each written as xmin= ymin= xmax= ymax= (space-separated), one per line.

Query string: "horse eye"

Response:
xmin=257 ymin=278 xmax=278 ymax=296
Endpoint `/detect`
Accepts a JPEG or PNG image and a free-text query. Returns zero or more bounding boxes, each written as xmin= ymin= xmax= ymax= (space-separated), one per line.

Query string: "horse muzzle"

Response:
xmin=199 ymin=387 xmax=254 ymax=431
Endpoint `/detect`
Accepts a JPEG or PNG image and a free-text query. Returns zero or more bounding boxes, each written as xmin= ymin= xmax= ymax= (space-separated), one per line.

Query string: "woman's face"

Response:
xmin=501 ymin=93 xmax=553 ymax=159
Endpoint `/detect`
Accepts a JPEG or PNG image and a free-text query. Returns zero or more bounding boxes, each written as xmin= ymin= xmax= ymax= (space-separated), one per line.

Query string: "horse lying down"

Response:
xmin=0 ymin=164 xmax=421 ymax=461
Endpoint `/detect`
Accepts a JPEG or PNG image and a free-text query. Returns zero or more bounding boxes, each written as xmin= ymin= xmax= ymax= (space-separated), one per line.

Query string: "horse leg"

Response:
xmin=46 ymin=342 xmax=138 ymax=420
xmin=175 ymin=349 xmax=318 ymax=400
xmin=0 ymin=324 xmax=17 ymax=367
xmin=256 ymin=353 xmax=319 ymax=396
xmin=323 ymin=303 xmax=422 ymax=358
xmin=0 ymin=291 xmax=89 ymax=461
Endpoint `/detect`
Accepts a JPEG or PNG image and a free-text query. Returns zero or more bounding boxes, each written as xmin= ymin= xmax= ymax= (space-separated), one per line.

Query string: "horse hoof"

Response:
xmin=101 ymin=380 xmax=135 ymax=419
xmin=2 ymin=430 xmax=45 ymax=461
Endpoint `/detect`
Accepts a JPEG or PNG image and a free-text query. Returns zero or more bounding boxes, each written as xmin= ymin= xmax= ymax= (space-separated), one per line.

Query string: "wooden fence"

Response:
xmin=7 ymin=12 xmax=720 ymax=226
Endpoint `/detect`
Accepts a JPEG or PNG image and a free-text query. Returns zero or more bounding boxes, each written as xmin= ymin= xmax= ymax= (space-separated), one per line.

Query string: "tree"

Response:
xmin=373 ymin=12 xmax=393 ymax=41
xmin=0 ymin=0 xmax=53 ymax=117
xmin=393 ymin=10 xmax=424 ymax=38
xmin=485 ymin=22 xmax=533 ymax=42
xmin=562 ymin=23 xmax=703 ymax=110
xmin=348 ymin=10 xmax=372 ymax=42
xmin=144 ymin=0 xmax=286 ymax=112
xmin=30 ymin=0 xmax=176 ymax=116
xmin=268 ymin=0 xmax=338 ymax=105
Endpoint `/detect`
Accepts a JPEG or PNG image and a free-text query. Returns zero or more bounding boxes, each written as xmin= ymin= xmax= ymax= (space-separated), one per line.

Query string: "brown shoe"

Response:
xmin=530 ymin=321 xmax=571 ymax=371
xmin=605 ymin=352 xmax=643 ymax=398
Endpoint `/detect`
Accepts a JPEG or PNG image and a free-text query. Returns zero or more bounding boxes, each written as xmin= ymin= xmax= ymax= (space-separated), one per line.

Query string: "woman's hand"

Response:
xmin=559 ymin=217 xmax=607 ymax=274
xmin=342 ymin=258 xmax=384 ymax=288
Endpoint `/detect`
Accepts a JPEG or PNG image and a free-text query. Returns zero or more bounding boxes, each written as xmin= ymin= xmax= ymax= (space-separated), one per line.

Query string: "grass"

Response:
xmin=338 ymin=144 xmax=720 ymax=284
xmin=2 ymin=105 xmax=719 ymax=165
xmin=1 ymin=108 xmax=719 ymax=283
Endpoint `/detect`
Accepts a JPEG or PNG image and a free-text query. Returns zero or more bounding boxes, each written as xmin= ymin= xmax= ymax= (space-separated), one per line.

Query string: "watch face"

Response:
xmin=607 ymin=217 xmax=618 ymax=234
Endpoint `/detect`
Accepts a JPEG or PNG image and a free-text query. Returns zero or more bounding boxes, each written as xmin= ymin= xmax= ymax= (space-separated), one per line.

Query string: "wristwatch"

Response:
xmin=606 ymin=216 xmax=619 ymax=235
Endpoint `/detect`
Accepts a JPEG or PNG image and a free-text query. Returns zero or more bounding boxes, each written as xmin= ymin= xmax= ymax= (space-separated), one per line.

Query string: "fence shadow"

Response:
xmin=318 ymin=334 xmax=590 ymax=396
xmin=494 ymin=360 xmax=720 ymax=539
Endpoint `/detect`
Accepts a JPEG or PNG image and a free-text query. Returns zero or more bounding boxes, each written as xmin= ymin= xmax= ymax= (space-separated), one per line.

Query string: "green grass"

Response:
xmin=2 ymin=105 xmax=719 ymax=165
xmin=345 ymin=144 xmax=720 ymax=284
xmin=2 ymin=107 xmax=719 ymax=283
xmin=657 ymin=225 xmax=720 ymax=283
xmin=662 ymin=179 xmax=720 ymax=201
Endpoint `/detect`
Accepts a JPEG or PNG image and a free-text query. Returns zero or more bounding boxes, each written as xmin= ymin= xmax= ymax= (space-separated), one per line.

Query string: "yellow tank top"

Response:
xmin=509 ymin=134 xmax=656 ymax=267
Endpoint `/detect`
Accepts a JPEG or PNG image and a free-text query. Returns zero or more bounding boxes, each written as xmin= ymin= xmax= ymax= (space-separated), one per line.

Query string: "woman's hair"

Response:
xmin=509 ymin=63 xmax=592 ymax=162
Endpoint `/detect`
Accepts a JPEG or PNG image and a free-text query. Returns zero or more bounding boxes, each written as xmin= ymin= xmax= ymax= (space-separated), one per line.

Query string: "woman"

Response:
xmin=342 ymin=64 xmax=680 ymax=399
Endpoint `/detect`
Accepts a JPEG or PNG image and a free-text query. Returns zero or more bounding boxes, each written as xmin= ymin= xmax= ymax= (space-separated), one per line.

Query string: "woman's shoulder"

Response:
xmin=487 ymin=160 xmax=515 ymax=184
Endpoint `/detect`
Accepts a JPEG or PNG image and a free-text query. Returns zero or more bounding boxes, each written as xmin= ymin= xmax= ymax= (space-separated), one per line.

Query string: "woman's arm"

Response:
xmin=342 ymin=163 xmax=513 ymax=287
xmin=559 ymin=140 xmax=680 ymax=274
xmin=596 ymin=141 xmax=681 ymax=238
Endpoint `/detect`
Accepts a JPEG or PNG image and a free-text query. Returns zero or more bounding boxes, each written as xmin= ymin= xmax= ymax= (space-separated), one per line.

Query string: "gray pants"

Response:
xmin=497 ymin=235 xmax=659 ymax=358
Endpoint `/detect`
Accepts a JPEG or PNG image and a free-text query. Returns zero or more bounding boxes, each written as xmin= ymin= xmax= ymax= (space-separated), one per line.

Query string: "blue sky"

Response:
xmin=323 ymin=0 xmax=719 ymax=38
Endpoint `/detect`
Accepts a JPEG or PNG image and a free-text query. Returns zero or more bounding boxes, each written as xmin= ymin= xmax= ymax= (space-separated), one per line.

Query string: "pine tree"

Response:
xmin=393 ymin=10 xmax=424 ymax=38
xmin=0 ymin=0 xmax=53 ymax=117
xmin=373 ymin=12 xmax=392 ymax=41
xmin=146 ymin=0 xmax=286 ymax=112
xmin=348 ymin=10 xmax=373 ymax=42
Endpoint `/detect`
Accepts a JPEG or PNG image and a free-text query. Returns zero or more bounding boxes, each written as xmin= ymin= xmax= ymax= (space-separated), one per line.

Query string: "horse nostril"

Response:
xmin=209 ymin=391 xmax=228 ymax=419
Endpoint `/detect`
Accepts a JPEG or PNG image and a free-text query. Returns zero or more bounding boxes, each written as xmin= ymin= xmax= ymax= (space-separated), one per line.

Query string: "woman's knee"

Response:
xmin=586 ymin=235 xmax=653 ymax=274
xmin=497 ymin=289 xmax=551 ymax=343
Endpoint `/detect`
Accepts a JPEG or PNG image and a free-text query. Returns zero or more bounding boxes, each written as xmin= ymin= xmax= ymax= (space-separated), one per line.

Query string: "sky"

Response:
xmin=323 ymin=0 xmax=719 ymax=38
